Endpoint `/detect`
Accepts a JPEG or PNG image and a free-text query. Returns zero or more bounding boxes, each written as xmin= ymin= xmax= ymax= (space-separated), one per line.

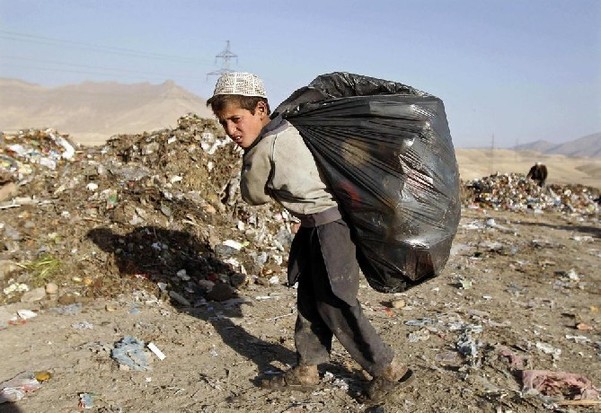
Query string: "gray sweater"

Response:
xmin=241 ymin=117 xmax=338 ymax=217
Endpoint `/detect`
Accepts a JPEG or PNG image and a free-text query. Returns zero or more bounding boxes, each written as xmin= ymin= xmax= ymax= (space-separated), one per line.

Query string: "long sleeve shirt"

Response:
xmin=240 ymin=116 xmax=338 ymax=217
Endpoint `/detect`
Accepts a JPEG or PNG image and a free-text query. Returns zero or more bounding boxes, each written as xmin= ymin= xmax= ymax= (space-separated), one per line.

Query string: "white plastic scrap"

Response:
xmin=16 ymin=309 xmax=37 ymax=320
xmin=535 ymin=342 xmax=562 ymax=359
xmin=86 ymin=183 xmax=98 ymax=191
xmin=565 ymin=335 xmax=592 ymax=344
xmin=222 ymin=239 xmax=246 ymax=250
xmin=147 ymin=342 xmax=166 ymax=360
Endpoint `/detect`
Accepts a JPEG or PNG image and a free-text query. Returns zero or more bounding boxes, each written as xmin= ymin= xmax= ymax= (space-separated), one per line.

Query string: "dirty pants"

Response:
xmin=288 ymin=218 xmax=395 ymax=378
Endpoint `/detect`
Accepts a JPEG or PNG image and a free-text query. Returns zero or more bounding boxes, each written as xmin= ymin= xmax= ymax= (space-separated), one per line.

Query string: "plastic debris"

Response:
xmin=0 ymin=371 xmax=43 ymax=403
xmin=521 ymin=370 xmax=600 ymax=401
xmin=78 ymin=392 xmax=94 ymax=409
xmin=147 ymin=342 xmax=166 ymax=360
xmin=111 ymin=336 xmax=150 ymax=371
xmin=464 ymin=173 xmax=599 ymax=214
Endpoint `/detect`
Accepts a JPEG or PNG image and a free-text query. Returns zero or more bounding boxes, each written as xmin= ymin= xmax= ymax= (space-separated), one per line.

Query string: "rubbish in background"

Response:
xmin=16 ymin=309 xmax=37 ymax=320
xmin=49 ymin=303 xmax=83 ymax=315
xmin=1 ymin=129 xmax=78 ymax=175
xmin=521 ymin=370 xmax=599 ymax=401
xmin=78 ymin=392 xmax=94 ymax=410
xmin=111 ymin=336 xmax=150 ymax=371
xmin=498 ymin=346 xmax=529 ymax=370
xmin=0 ymin=371 xmax=50 ymax=403
xmin=72 ymin=321 xmax=94 ymax=330
xmin=464 ymin=172 xmax=599 ymax=214
xmin=536 ymin=342 xmax=562 ymax=361
xmin=147 ymin=342 xmax=166 ymax=360
xmin=456 ymin=324 xmax=483 ymax=365
xmin=322 ymin=371 xmax=350 ymax=391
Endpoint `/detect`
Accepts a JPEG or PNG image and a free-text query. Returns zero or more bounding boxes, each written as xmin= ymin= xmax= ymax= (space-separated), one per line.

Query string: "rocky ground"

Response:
xmin=1 ymin=118 xmax=600 ymax=413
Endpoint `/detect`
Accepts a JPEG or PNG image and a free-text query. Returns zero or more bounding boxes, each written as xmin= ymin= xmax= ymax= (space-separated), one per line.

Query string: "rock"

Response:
xmin=0 ymin=182 xmax=18 ymax=202
xmin=230 ymin=272 xmax=247 ymax=288
xmin=207 ymin=282 xmax=237 ymax=302
xmin=45 ymin=283 xmax=59 ymax=295
xmin=20 ymin=287 xmax=46 ymax=303
xmin=0 ymin=260 xmax=20 ymax=281
xmin=391 ymin=299 xmax=406 ymax=309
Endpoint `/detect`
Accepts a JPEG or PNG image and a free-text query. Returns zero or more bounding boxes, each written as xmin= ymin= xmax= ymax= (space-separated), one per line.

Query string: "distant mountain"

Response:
xmin=0 ymin=78 xmax=215 ymax=145
xmin=514 ymin=132 xmax=601 ymax=158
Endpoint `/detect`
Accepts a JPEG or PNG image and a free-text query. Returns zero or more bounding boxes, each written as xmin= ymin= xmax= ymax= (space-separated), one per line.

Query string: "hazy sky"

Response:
xmin=1 ymin=0 xmax=600 ymax=148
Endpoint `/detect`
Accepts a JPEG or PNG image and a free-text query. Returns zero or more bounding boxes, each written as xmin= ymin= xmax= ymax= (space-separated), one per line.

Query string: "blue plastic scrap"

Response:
xmin=111 ymin=336 xmax=150 ymax=371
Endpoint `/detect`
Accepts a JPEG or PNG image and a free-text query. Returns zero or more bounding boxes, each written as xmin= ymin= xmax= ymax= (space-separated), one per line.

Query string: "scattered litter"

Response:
xmin=565 ymin=335 xmax=592 ymax=344
xmin=408 ymin=329 xmax=431 ymax=343
xmin=147 ymin=342 xmax=166 ymax=361
xmin=222 ymin=239 xmax=247 ymax=250
xmin=498 ymin=346 xmax=528 ymax=370
xmin=111 ymin=336 xmax=150 ymax=371
xmin=16 ymin=309 xmax=37 ymax=320
xmin=0 ymin=371 xmax=46 ymax=403
xmin=456 ymin=324 xmax=483 ymax=363
xmin=322 ymin=371 xmax=350 ymax=391
xmin=71 ymin=321 xmax=94 ymax=330
xmin=49 ymin=303 xmax=83 ymax=315
xmin=521 ymin=370 xmax=599 ymax=400
xmin=78 ymin=392 xmax=94 ymax=410
xmin=536 ymin=342 xmax=562 ymax=360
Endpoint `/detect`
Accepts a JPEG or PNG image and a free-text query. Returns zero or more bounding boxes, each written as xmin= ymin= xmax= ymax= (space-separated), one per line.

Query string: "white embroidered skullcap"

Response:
xmin=212 ymin=72 xmax=267 ymax=98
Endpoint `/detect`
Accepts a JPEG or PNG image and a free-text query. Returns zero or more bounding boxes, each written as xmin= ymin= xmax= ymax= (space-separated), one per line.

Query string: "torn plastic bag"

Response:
xmin=274 ymin=72 xmax=461 ymax=293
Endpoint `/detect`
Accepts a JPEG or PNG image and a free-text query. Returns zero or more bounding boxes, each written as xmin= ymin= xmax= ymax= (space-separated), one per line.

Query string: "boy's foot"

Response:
xmin=364 ymin=368 xmax=414 ymax=404
xmin=260 ymin=365 xmax=320 ymax=391
xmin=359 ymin=360 xmax=414 ymax=405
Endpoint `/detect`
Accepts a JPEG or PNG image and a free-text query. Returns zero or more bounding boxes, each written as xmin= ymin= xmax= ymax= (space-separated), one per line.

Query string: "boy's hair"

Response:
xmin=207 ymin=94 xmax=271 ymax=115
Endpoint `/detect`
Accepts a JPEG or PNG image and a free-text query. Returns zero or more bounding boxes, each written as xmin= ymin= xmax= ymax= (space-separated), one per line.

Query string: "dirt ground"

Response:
xmin=1 ymin=118 xmax=600 ymax=413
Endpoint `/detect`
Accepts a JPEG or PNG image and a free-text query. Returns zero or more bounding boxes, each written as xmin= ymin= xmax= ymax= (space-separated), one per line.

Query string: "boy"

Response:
xmin=207 ymin=72 xmax=412 ymax=403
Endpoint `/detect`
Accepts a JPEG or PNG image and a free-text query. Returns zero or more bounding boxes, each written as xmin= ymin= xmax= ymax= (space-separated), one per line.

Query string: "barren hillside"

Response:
xmin=0 ymin=78 xmax=214 ymax=145
xmin=456 ymin=148 xmax=601 ymax=188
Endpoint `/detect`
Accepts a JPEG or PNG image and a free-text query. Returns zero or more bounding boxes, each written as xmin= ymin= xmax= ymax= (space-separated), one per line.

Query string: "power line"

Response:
xmin=0 ymin=29 xmax=209 ymax=64
xmin=0 ymin=55 xmax=205 ymax=81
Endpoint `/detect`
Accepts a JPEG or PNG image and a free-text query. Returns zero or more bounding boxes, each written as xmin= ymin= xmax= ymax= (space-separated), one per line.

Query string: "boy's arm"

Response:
xmin=240 ymin=148 xmax=272 ymax=205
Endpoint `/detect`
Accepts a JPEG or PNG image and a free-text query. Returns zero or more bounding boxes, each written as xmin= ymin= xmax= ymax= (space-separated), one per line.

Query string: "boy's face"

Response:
xmin=215 ymin=101 xmax=270 ymax=149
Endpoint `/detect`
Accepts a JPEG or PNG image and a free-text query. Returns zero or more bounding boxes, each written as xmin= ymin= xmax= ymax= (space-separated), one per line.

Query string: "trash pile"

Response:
xmin=463 ymin=173 xmax=600 ymax=214
xmin=1 ymin=119 xmax=599 ymax=308
xmin=1 ymin=114 xmax=293 ymax=307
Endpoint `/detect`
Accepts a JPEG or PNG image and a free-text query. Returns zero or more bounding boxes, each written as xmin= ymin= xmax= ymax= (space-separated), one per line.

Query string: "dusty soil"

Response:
xmin=1 ymin=118 xmax=600 ymax=413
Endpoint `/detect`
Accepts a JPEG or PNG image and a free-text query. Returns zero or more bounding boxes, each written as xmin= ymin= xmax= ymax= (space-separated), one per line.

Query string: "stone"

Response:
xmin=20 ymin=287 xmax=46 ymax=303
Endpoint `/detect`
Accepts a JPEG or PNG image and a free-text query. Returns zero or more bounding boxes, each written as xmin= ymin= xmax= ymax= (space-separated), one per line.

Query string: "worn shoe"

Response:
xmin=361 ymin=362 xmax=414 ymax=405
xmin=260 ymin=365 xmax=320 ymax=391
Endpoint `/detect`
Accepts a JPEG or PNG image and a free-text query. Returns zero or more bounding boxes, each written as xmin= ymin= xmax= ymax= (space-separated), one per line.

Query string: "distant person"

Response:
xmin=527 ymin=161 xmax=548 ymax=187
xmin=206 ymin=72 xmax=412 ymax=404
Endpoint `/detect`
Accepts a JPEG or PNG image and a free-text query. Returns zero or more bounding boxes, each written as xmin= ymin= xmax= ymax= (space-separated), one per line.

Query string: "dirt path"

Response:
xmin=2 ymin=207 xmax=599 ymax=413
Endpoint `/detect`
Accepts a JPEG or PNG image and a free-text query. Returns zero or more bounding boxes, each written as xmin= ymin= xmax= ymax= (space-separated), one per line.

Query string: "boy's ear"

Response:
xmin=256 ymin=101 xmax=267 ymax=114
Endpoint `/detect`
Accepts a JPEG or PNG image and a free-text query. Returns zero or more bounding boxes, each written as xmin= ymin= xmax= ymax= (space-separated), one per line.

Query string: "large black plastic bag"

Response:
xmin=274 ymin=72 xmax=461 ymax=293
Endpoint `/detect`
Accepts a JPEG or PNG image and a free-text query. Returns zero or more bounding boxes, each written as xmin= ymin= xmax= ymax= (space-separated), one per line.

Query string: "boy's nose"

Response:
xmin=225 ymin=122 xmax=237 ymax=137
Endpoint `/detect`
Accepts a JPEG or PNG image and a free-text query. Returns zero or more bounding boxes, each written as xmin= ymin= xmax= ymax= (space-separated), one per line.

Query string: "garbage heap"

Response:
xmin=0 ymin=115 xmax=293 ymax=306
xmin=463 ymin=173 xmax=600 ymax=215
xmin=1 ymin=120 xmax=599 ymax=307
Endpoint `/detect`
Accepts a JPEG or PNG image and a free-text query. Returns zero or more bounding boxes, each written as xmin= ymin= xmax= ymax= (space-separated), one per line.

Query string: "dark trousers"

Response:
xmin=288 ymin=219 xmax=394 ymax=377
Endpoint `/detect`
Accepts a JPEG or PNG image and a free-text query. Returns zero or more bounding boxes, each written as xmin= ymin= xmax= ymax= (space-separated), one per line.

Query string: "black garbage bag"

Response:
xmin=274 ymin=72 xmax=461 ymax=293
